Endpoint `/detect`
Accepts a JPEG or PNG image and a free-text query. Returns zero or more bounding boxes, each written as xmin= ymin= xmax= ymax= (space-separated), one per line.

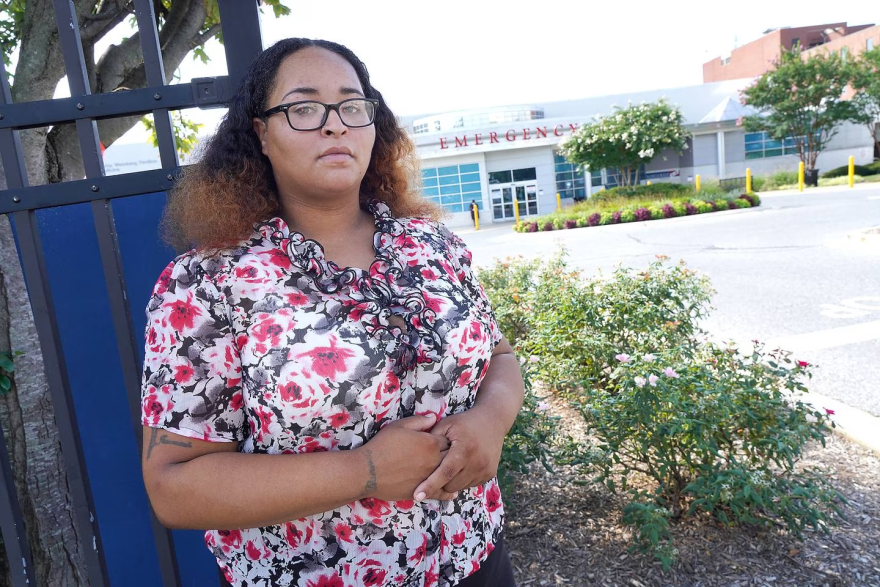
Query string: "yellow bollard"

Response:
xmin=646 ymin=180 xmax=652 ymax=186
xmin=513 ymin=198 xmax=520 ymax=226
xmin=849 ymin=155 xmax=855 ymax=188
xmin=695 ymin=174 xmax=701 ymax=192
xmin=798 ymin=161 xmax=804 ymax=192
xmin=556 ymin=192 xmax=562 ymax=212
xmin=746 ymin=168 xmax=752 ymax=193
xmin=474 ymin=205 xmax=479 ymax=231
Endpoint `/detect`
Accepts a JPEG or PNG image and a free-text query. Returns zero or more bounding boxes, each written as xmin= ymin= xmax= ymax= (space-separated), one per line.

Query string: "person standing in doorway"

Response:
xmin=470 ymin=200 xmax=478 ymax=226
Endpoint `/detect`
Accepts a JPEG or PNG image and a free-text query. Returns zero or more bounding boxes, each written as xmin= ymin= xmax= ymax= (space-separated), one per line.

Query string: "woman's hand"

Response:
xmin=412 ymin=408 xmax=506 ymax=501
xmin=356 ymin=413 xmax=454 ymax=502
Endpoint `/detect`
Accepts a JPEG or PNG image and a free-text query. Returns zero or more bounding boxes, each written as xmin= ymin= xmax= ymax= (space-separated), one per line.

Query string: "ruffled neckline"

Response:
xmin=255 ymin=200 xmax=442 ymax=375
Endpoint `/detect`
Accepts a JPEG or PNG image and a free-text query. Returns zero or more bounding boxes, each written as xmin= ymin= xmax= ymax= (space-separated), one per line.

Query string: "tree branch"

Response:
xmin=190 ymin=23 xmax=221 ymax=50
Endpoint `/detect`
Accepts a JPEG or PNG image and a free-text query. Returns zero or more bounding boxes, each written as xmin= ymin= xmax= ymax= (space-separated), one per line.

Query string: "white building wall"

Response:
xmin=484 ymin=146 xmax=558 ymax=218
xmin=418 ymin=152 xmax=488 ymax=228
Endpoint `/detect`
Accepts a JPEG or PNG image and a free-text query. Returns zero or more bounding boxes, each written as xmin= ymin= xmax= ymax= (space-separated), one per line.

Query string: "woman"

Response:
xmin=141 ymin=38 xmax=524 ymax=587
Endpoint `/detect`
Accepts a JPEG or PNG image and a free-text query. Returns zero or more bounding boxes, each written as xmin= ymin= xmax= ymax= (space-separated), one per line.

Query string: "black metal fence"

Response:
xmin=0 ymin=1 xmax=264 ymax=585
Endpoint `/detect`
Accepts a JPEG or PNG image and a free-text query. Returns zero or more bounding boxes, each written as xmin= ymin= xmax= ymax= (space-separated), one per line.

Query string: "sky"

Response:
xmin=103 ymin=0 xmax=877 ymax=145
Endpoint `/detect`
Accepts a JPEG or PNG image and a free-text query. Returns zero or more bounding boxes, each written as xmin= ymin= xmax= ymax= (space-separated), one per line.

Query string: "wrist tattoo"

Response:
xmin=363 ymin=448 xmax=378 ymax=495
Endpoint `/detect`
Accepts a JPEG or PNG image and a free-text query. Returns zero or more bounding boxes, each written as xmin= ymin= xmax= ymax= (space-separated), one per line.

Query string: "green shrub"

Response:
xmin=480 ymin=254 xmax=844 ymax=570
xmin=580 ymin=344 xmax=842 ymax=569
xmin=671 ymin=201 xmax=687 ymax=216
xmin=649 ymin=206 xmax=664 ymax=220
xmin=497 ymin=361 xmax=558 ymax=495
xmin=592 ymin=183 xmax=689 ymax=202
xmin=599 ymin=211 xmax=614 ymax=225
xmin=750 ymin=175 xmax=766 ymax=192
xmin=867 ymin=160 xmax=880 ymax=174
xmin=821 ymin=164 xmax=876 ymax=178
xmin=732 ymin=198 xmax=751 ymax=208
xmin=620 ymin=209 xmax=635 ymax=223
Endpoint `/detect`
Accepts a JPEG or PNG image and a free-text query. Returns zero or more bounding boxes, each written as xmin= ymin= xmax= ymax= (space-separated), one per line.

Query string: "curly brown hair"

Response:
xmin=163 ymin=38 xmax=441 ymax=251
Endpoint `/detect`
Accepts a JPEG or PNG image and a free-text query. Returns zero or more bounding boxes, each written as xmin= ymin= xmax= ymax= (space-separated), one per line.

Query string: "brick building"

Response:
xmin=703 ymin=22 xmax=879 ymax=83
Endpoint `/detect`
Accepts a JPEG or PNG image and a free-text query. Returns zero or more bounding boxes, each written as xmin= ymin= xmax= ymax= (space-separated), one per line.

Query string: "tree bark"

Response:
xmin=0 ymin=214 xmax=88 ymax=587
xmin=1 ymin=2 xmax=219 ymax=583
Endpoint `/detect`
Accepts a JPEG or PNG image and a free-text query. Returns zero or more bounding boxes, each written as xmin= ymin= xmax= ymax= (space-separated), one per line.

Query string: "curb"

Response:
xmin=801 ymin=390 xmax=880 ymax=457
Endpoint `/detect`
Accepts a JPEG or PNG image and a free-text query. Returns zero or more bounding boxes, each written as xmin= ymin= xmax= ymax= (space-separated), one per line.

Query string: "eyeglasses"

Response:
xmin=262 ymin=98 xmax=379 ymax=131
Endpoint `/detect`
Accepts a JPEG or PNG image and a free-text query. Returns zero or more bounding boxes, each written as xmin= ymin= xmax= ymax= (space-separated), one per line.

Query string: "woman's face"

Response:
xmin=253 ymin=47 xmax=376 ymax=204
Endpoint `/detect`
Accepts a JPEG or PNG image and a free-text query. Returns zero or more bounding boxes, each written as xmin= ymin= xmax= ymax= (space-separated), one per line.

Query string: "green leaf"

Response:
xmin=0 ymin=375 xmax=11 ymax=392
xmin=0 ymin=354 xmax=13 ymax=372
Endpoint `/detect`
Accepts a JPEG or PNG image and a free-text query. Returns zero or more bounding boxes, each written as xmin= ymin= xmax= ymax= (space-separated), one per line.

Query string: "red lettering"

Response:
xmin=536 ymin=126 xmax=548 ymax=138
xmin=455 ymin=136 xmax=468 ymax=148
xmin=505 ymin=130 xmax=517 ymax=141
xmin=522 ymin=128 xmax=531 ymax=140
xmin=569 ymin=123 xmax=578 ymax=133
xmin=440 ymin=138 xmax=448 ymax=149
xmin=490 ymin=132 xmax=499 ymax=143
xmin=474 ymin=133 xmax=483 ymax=145
xmin=554 ymin=125 xmax=564 ymax=136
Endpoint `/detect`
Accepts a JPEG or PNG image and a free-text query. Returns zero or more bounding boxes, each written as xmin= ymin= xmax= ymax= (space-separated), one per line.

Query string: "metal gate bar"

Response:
xmin=1 ymin=1 xmax=266 ymax=584
xmin=53 ymin=1 xmax=181 ymax=584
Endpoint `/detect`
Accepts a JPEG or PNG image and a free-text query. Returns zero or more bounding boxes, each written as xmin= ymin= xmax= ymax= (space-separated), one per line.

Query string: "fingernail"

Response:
xmin=415 ymin=492 xmax=426 ymax=502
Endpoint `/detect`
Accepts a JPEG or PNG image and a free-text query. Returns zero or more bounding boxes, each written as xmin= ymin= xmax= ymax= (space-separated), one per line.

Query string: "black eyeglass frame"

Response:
xmin=262 ymin=98 xmax=380 ymax=131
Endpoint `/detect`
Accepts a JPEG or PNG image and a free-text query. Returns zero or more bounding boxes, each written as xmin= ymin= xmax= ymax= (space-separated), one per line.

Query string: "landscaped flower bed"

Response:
xmin=513 ymin=192 xmax=761 ymax=233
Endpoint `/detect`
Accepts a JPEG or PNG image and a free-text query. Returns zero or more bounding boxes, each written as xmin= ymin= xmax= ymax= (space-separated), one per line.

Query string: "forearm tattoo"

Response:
xmin=146 ymin=427 xmax=193 ymax=460
xmin=362 ymin=448 xmax=378 ymax=496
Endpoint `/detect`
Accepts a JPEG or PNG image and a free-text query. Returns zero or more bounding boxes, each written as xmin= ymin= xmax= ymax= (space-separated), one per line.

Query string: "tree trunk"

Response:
xmin=0 ymin=213 xmax=89 ymax=587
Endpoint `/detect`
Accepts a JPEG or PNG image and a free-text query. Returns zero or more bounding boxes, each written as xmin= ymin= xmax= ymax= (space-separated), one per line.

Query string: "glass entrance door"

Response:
xmin=492 ymin=182 xmax=538 ymax=220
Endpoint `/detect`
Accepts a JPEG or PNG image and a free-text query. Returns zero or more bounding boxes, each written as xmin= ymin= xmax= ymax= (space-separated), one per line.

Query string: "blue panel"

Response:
xmin=437 ymin=165 xmax=458 ymax=176
xmin=32 ymin=201 xmax=163 ymax=587
xmin=422 ymin=186 xmax=440 ymax=197
xmin=23 ymin=192 xmax=222 ymax=587
xmin=438 ymin=175 xmax=460 ymax=186
xmin=460 ymin=182 xmax=482 ymax=194
xmin=459 ymin=163 xmax=479 ymax=173
xmin=421 ymin=168 xmax=437 ymax=178
xmin=440 ymin=184 xmax=462 ymax=195
xmin=114 ymin=193 xmax=222 ymax=586
xmin=745 ymin=142 xmax=762 ymax=152
xmin=445 ymin=203 xmax=465 ymax=213
xmin=744 ymin=132 xmax=763 ymax=143
xmin=421 ymin=177 xmax=438 ymax=188
xmin=459 ymin=172 xmax=481 ymax=184
xmin=441 ymin=194 xmax=463 ymax=206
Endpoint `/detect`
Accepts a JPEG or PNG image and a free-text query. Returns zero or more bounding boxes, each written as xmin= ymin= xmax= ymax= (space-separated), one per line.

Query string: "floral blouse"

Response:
xmin=141 ymin=201 xmax=505 ymax=587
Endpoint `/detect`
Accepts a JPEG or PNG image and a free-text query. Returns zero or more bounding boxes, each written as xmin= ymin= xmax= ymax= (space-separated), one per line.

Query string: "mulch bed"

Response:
xmin=503 ymin=398 xmax=880 ymax=587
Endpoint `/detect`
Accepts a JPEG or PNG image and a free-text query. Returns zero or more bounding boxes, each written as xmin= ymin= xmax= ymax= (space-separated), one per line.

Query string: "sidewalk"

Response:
xmin=801 ymin=390 xmax=880 ymax=456
xmin=757 ymin=181 xmax=880 ymax=197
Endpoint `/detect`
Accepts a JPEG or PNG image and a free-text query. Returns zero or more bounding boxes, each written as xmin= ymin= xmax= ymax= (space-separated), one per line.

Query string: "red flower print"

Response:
xmin=217 ymin=529 xmax=242 ymax=550
xmin=797 ymin=360 xmax=811 ymax=367
xmin=229 ymin=392 xmax=244 ymax=411
xmin=328 ymin=411 xmax=350 ymax=428
xmin=334 ymin=522 xmax=353 ymax=543
xmin=285 ymin=291 xmax=309 ymax=307
xmin=361 ymin=567 xmax=387 ymax=586
xmin=306 ymin=572 xmax=343 ymax=587
xmin=421 ymin=267 xmax=437 ymax=280
xmin=486 ymin=483 xmax=502 ymax=513
xmin=252 ymin=316 xmax=286 ymax=348
xmin=165 ymin=294 xmax=202 ymax=332
xmin=284 ymin=522 xmax=302 ymax=549
xmin=174 ymin=363 xmax=194 ymax=384
xmin=142 ymin=394 xmax=165 ymax=425
xmin=297 ymin=335 xmax=357 ymax=379
xmin=245 ymin=540 xmax=266 ymax=560
xmin=361 ymin=498 xmax=392 ymax=523
xmin=266 ymin=249 xmax=293 ymax=269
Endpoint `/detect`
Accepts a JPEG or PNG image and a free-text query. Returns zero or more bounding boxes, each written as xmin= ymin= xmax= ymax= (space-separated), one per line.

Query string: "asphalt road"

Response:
xmin=458 ymin=184 xmax=880 ymax=417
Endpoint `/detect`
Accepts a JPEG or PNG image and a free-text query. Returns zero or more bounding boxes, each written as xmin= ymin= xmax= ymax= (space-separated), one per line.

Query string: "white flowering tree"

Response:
xmin=560 ymin=99 xmax=690 ymax=187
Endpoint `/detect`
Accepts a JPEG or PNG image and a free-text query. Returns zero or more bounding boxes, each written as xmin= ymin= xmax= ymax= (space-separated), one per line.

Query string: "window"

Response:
xmin=420 ymin=164 xmax=482 ymax=213
xmin=868 ymin=38 xmax=875 ymax=51
xmin=553 ymin=153 xmax=587 ymax=200
xmin=744 ymin=131 xmax=804 ymax=159
xmin=488 ymin=170 xmax=512 ymax=184
xmin=413 ymin=123 xmax=428 ymax=134
xmin=792 ymin=37 xmax=800 ymax=50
